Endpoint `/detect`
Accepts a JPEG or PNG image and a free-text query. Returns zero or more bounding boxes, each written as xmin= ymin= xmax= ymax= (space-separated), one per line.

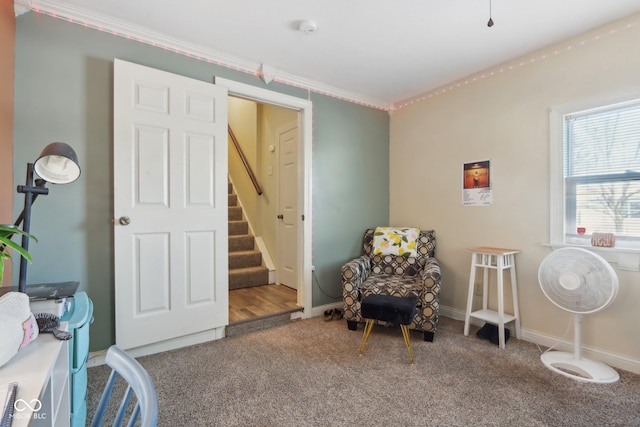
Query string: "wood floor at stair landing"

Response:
xmin=229 ymin=284 xmax=300 ymax=323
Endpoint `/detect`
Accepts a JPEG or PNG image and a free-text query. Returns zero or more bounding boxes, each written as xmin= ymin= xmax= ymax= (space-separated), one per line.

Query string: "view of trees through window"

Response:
xmin=564 ymin=101 xmax=640 ymax=239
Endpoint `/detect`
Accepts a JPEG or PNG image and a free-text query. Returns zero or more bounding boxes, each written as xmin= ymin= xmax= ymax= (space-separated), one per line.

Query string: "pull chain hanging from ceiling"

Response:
xmin=487 ymin=0 xmax=494 ymax=27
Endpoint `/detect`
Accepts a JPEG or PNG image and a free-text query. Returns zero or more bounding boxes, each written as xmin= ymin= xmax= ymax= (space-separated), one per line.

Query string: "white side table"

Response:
xmin=463 ymin=247 xmax=521 ymax=349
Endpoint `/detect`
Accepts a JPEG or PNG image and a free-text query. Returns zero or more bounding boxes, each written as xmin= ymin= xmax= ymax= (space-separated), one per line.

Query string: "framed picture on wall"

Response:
xmin=462 ymin=159 xmax=492 ymax=206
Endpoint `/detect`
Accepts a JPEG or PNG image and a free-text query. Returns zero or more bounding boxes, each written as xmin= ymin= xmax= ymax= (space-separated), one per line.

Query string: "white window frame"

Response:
xmin=549 ymin=90 xmax=640 ymax=271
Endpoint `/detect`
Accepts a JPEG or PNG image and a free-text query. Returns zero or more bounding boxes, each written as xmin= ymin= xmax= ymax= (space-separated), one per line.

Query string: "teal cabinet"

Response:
xmin=61 ymin=291 xmax=93 ymax=427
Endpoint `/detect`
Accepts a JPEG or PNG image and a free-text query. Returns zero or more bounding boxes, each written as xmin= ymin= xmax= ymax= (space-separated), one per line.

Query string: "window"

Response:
xmin=565 ymin=100 xmax=640 ymax=241
xmin=550 ymin=97 xmax=640 ymax=249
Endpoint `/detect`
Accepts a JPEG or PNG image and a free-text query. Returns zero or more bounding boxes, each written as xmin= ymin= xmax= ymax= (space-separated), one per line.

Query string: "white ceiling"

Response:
xmin=24 ymin=0 xmax=640 ymax=109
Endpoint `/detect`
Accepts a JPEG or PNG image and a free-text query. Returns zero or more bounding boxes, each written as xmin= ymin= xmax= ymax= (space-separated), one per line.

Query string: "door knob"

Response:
xmin=277 ymin=214 xmax=284 ymax=220
xmin=119 ymin=216 xmax=131 ymax=226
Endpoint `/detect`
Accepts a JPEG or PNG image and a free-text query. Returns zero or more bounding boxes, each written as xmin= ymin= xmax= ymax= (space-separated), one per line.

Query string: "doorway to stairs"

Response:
xmin=219 ymin=77 xmax=313 ymax=326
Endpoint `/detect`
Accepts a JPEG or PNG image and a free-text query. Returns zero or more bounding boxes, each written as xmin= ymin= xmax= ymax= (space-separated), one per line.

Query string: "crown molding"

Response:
xmin=30 ymin=0 xmax=258 ymax=72
xmin=273 ymin=69 xmax=391 ymax=110
xmin=28 ymin=0 xmax=392 ymax=111
xmin=14 ymin=0 xmax=31 ymax=16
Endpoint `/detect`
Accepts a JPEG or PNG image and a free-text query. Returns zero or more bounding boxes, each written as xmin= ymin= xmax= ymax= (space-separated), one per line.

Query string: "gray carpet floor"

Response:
xmin=87 ymin=316 xmax=640 ymax=426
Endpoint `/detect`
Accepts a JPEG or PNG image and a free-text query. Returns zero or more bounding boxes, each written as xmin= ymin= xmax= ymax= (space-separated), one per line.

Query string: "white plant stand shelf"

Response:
xmin=463 ymin=247 xmax=521 ymax=349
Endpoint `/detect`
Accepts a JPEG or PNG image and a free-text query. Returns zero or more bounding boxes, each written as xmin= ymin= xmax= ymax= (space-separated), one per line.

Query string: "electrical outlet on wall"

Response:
xmin=473 ymin=281 xmax=483 ymax=296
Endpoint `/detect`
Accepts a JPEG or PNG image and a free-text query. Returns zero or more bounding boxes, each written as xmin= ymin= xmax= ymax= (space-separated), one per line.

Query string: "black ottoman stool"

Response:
xmin=359 ymin=294 xmax=417 ymax=363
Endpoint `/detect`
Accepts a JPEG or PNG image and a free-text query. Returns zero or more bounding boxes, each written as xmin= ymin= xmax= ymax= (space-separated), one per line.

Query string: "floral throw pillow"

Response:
xmin=372 ymin=227 xmax=420 ymax=258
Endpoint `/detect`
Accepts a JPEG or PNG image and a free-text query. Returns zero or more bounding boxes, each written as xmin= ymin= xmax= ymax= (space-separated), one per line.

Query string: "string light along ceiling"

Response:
xmin=28 ymin=7 xmax=639 ymax=112
xmin=394 ymin=18 xmax=639 ymax=110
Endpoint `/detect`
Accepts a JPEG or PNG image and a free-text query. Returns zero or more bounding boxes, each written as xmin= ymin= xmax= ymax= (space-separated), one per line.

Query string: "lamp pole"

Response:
xmin=16 ymin=162 xmax=49 ymax=293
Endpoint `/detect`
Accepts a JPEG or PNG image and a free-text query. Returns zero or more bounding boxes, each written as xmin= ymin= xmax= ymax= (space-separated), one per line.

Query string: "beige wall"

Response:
xmin=228 ymin=97 xmax=258 ymax=228
xmin=390 ymin=14 xmax=640 ymax=366
xmin=256 ymin=104 xmax=297 ymax=259
xmin=0 ymin=0 xmax=15 ymax=285
xmin=227 ymin=97 xmax=297 ymax=265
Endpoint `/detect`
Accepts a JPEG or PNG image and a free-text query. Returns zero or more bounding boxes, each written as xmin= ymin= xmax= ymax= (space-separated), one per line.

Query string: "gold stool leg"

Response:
xmin=400 ymin=325 xmax=414 ymax=364
xmin=359 ymin=319 xmax=375 ymax=354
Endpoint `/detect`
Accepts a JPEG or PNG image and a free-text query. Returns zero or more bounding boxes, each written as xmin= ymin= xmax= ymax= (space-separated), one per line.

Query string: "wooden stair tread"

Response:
xmin=229 ymin=249 xmax=260 ymax=255
xmin=229 ymin=265 xmax=269 ymax=273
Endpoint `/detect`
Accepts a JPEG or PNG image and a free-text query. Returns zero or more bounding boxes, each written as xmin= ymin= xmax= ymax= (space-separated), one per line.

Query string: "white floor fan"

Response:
xmin=538 ymin=247 xmax=619 ymax=383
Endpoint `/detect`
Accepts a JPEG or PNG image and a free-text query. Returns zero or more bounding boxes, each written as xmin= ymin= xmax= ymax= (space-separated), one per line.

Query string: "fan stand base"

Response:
xmin=541 ymin=351 xmax=619 ymax=384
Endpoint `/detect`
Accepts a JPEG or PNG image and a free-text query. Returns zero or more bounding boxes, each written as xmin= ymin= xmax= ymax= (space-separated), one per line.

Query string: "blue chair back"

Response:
xmin=90 ymin=345 xmax=158 ymax=427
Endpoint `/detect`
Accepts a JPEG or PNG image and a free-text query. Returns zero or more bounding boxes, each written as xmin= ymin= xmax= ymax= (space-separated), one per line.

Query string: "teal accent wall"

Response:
xmin=310 ymin=95 xmax=389 ymax=304
xmin=13 ymin=12 xmax=389 ymax=351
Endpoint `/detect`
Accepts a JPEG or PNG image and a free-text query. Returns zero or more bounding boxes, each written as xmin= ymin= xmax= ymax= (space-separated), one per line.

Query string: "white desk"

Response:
xmin=0 ymin=331 xmax=70 ymax=427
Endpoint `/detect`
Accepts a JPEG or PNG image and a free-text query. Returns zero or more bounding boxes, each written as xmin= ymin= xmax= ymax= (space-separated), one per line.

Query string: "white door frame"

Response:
xmin=215 ymin=77 xmax=313 ymax=317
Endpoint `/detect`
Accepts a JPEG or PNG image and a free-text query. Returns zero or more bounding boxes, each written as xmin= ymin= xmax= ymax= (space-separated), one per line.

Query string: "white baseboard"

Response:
xmin=309 ymin=301 xmax=343 ymax=318
xmin=88 ymin=326 xmax=225 ymax=367
xmin=440 ymin=304 xmax=640 ymax=375
xmin=86 ymin=349 xmax=108 ymax=368
xmin=90 ymin=303 xmax=639 ymax=376
xmin=89 ymin=308 xmax=334 ymax=366
xmin=254 ymin=236 xmax=276 ymax=284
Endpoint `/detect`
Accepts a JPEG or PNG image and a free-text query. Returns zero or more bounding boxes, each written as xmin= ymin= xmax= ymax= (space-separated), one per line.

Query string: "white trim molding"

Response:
xmin=90 ymin=305 xmax=640 ymax=376
xmin=28 ymin=0 xmax=392 ymax=111
xmin=87 ymin=326 xmax=225 ymax=367
xmin=543 ymin=243 xmax=640 ymax=271
xmin=548 ymin=88 xmax=640 ymax=271
xmin=14 ymin=0 xmax=30 ymax=16
xmin=215 ymin=77 xmax=314 ymax=319
xmin=441 ymin=305 xmax=640 ymax=375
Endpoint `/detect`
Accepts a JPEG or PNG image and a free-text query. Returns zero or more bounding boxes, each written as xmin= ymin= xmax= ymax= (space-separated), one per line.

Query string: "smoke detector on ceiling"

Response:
xmin=298 ymin=20 xmax=318 ymax=35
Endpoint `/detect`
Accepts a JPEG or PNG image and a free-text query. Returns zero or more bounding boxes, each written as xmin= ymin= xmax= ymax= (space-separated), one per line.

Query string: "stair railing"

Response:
xmin=228 ymin=125 xmax=262 ymax=196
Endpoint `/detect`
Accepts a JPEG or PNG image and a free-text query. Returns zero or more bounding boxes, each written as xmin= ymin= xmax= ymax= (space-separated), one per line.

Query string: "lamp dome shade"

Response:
xmin=34 ymin=142 xmax=81 ymax=184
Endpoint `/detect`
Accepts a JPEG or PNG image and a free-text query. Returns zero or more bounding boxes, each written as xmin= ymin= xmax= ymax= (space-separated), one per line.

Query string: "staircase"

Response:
xmin=228 ymin=182 xmax=270 ymax=290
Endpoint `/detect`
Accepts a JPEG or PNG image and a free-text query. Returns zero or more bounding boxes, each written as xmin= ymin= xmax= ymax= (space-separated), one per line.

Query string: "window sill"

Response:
xmin=542 ymin=243 xmax=640 ymax=271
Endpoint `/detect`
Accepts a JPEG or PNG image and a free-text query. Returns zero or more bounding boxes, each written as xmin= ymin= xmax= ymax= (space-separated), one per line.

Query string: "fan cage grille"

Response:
xmin=538 ymin=247 xmax=618 ymax=314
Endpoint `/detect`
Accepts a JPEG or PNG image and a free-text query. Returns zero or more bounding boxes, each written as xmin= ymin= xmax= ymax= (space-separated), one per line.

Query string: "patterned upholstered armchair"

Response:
xmin=341 ymin=228 xmax=441 ymax=341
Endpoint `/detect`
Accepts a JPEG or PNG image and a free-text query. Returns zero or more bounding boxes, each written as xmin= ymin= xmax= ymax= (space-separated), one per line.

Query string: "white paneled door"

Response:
xmin=113 ymin=59 xmax=228 ymax=350
xmin=277 ymin=124 xmax=299 ymax=289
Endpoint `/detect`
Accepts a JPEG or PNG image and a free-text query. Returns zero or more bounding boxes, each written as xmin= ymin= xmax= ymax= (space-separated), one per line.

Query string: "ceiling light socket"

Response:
xmin=298 ymin=20 xmax=318 ymax=35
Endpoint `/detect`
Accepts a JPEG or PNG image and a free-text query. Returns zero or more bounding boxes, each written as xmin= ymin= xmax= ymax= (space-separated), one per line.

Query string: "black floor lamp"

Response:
xmin=15 ymin=142 xmax=81 ymax=293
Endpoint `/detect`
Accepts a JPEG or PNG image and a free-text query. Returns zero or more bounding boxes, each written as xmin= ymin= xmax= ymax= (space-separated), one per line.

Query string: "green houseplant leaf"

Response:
xmin=0 ymin=224 xmax=37 ymax=285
